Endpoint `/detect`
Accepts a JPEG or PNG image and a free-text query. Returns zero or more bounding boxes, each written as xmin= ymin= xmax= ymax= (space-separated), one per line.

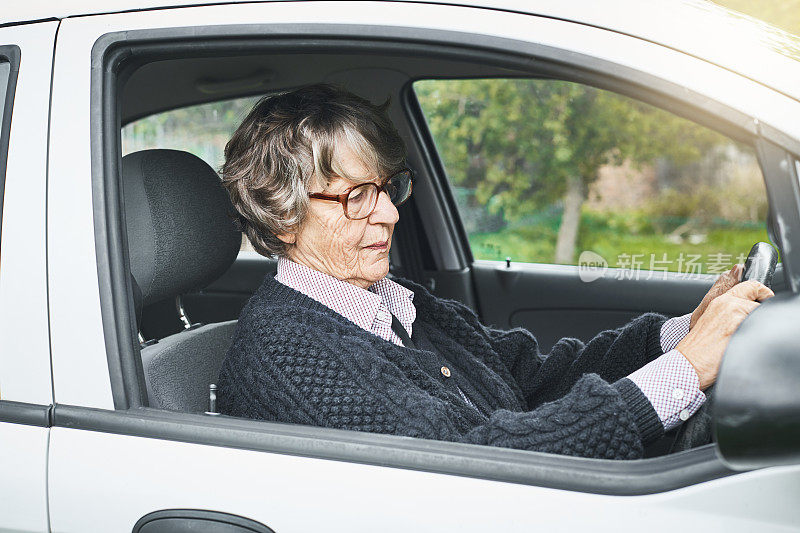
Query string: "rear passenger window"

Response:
xmin=413 ymin=79 xmax=771 ymax=276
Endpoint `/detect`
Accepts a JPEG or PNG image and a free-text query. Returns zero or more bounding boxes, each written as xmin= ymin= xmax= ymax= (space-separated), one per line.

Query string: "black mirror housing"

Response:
xmin=714 ymin=292 xmax=800 ymax=470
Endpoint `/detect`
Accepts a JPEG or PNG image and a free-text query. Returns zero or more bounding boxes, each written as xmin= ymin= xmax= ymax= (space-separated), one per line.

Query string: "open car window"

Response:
xmin=413 ymin=78 xmax=773 ymax=277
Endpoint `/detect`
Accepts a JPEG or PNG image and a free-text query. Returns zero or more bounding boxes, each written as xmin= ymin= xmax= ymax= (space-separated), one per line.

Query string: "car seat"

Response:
xmin=122 ymin=149 xmax=242 ymax=412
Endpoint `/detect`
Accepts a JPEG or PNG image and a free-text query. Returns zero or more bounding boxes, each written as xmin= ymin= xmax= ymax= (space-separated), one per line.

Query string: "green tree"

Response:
xmin=415 ymin=79 xmax=723 ymax=264
xmin=123 ymin=96 xmax=260 ymax=168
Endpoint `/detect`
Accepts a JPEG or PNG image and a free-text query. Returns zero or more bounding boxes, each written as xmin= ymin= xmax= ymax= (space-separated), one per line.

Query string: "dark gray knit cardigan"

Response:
xmin=218 ymin=274 xmax=667 ymax=459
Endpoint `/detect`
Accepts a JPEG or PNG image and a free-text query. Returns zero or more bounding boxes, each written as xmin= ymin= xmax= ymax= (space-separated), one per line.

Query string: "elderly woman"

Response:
xmin=217 ymin=83 xmax=772 ymax=459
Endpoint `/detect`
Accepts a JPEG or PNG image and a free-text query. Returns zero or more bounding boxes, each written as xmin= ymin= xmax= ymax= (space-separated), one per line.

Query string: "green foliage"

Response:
xmin=122 ymin=96 xmax=261 ymax=169
xmin=579 ymin=209 xmax=656 ymax=238
xmin=471 ymin=211 xmax=770 ymax=274
xmin=414 ymin=79 xmax=724 ymax=224
xmin=414 ymin=78 xmax=765 ymax=266
xmin=644 ymin=184 xmax=767 ymax=230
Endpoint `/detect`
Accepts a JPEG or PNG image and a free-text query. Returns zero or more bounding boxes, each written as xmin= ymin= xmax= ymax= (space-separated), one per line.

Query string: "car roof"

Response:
xmin=6 ymin=0 xmax=800 ymax=102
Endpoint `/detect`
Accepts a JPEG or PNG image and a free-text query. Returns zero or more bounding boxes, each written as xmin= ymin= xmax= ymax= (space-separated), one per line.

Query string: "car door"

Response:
xmin=45 ymin=3 xmax=800 ymax=532
xmin=0 ymin=20 xmax=59 ymax=533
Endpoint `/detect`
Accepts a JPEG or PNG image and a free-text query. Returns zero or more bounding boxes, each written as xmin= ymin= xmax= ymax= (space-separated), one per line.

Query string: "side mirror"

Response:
xmin=714 ymin=292 xmax=800 ymax=469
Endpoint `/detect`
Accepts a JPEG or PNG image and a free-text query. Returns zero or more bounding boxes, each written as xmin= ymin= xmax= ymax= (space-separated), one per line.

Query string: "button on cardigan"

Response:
xmin=218 ymin=272 xmax=673 ymax=459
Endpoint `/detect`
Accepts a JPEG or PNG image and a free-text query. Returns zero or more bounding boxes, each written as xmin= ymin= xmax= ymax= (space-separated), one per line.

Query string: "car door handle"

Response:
xmin=133 ymin=509 xmax=275 ymax=533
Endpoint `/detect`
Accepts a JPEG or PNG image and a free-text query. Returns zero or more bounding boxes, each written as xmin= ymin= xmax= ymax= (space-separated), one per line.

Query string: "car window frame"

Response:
xmin=75 ymin=22 xmax=800 ymax=496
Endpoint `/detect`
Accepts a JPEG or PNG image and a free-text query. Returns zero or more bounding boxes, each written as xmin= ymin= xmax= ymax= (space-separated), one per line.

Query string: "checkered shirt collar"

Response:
xmin=275 ymin=256 xmax=416 ymax=335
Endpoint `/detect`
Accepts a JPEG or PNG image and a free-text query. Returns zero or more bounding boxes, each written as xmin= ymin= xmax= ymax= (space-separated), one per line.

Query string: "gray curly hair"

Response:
xmin=221 ymin=83 xmax=407 ymax=257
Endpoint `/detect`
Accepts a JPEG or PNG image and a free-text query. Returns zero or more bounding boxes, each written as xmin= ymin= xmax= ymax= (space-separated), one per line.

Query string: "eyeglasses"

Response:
xmin=308 ymin=169 xmax=413 ymax=220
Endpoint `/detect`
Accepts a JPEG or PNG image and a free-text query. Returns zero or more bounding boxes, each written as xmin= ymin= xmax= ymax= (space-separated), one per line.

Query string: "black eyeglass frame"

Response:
xmin=308 ymin=168 xmax=414 ymax=220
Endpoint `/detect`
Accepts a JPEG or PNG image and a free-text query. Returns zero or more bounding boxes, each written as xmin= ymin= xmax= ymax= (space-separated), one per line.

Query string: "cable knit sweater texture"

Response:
xmin=218 ymin=274 xmax=668 ymax=459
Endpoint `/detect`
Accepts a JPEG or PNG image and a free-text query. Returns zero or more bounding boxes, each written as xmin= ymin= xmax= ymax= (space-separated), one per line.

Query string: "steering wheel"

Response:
xmin=670 ymin=242 xmax=778 ymax=452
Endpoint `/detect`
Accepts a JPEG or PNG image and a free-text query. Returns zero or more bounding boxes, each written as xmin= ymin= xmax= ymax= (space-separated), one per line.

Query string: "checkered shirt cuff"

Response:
xmin=628 ymin=349 xmax=706 ymax=432
xmin=660 ymin=312 xmax=691 ymax=353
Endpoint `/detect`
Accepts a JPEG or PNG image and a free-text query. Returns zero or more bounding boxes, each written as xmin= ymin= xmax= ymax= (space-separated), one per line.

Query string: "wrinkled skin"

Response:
xmin=690 ymin=264 xmax=743 ymax=330
xmin=681 ymin=266 xmax=774 ymax=390
xmin=277 ymin=145 xmax=399 ymax=289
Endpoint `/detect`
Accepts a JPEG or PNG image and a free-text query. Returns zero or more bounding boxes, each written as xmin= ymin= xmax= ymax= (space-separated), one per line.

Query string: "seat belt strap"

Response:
xmin=390 ymin=313 xmax=415 ymax=349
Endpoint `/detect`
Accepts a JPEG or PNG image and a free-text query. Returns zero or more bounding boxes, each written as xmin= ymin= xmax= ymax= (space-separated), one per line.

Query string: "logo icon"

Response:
xmin=578 ymin=251 xmax=608 ymax=283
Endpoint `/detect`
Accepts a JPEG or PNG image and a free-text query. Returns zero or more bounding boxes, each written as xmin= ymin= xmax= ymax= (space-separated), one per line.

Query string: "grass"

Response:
xmin=469 ymin=211 xmax=772 ymax=274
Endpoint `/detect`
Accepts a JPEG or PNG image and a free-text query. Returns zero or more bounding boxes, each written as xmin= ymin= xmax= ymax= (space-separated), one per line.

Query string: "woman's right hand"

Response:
xmin=677 ymin=279 xmax=775 ymax=390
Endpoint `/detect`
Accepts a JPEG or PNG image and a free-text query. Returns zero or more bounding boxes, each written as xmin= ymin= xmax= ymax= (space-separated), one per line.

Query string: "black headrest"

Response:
xmin=122 ymin=149 xmax=241 ymax=309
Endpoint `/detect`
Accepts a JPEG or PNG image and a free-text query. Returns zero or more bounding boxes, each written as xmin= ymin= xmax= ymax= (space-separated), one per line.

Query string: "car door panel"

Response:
xmin=0 ymin=21 xmax=58 ymax=406
xmin=472 ymin=261 xmax=787 ymax=352
xmin=48 ymin=422 xmax=800 ymax=532
xmin=473 ymin=261 xmax=785 ymax=351
xmin=0 ymin=422 xmax=50 ymax=533
xmin=473 ymin=261 xmax=708 ymax=351
xmin=0 ymin=20 xmax=58 ymax=533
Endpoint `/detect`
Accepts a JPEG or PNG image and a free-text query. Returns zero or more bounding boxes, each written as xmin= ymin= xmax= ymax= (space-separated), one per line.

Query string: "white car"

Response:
xmin=1 ymin=1 xmax=799 ymax=532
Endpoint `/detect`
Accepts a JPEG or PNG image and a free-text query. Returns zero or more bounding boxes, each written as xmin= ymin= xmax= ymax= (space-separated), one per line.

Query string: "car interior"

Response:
xmin=117 ymin=45 xmax=787 ymax=459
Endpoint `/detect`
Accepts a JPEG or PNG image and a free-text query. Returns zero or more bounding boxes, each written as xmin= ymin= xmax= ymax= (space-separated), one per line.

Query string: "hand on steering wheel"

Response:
xmin=670 ymin=242 xmax=777 ymax=451
xmin=689 ymin=264 xmax=743 ymax=331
